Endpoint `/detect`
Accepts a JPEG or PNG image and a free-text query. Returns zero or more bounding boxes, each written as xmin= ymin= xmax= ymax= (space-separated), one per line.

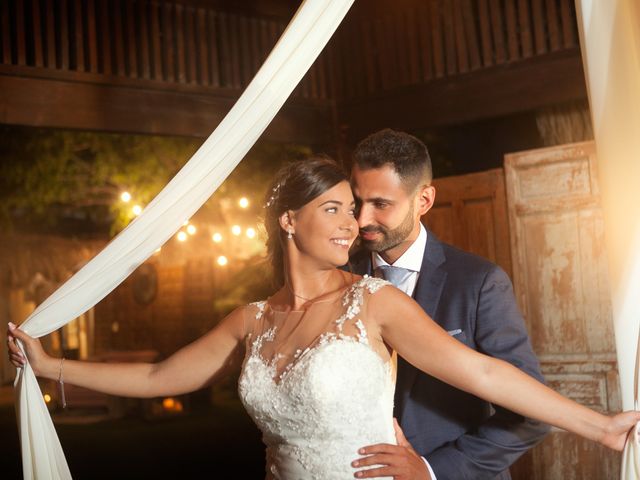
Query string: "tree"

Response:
xmin=0 ymin=125 xmax=311 ymax=236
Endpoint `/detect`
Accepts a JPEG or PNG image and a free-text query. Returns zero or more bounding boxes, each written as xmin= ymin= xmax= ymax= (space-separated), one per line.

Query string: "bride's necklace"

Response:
xmin=286 ymin=282 xmax=318 ymax=302
xmin=285 ymin=273 xmax=334 ymax=303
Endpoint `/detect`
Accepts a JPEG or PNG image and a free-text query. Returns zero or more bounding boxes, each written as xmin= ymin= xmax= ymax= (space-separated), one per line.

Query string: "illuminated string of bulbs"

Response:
xmin=121 ymin=192 xmax=258 ymax=266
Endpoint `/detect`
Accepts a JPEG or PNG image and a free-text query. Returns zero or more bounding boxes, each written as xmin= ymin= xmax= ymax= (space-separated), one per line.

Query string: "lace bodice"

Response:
xmin=238 ymin=276 xmax=396 ymax=479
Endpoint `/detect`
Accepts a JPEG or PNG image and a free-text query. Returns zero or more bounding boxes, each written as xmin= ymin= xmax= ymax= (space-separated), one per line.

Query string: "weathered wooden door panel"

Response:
xmin=424 ymin=168 xmax=512 ymax=276
xmin=505 ymin=141 xmax=620 ymax=479
xmin=513 ymin=431 xmax=620 ymax=480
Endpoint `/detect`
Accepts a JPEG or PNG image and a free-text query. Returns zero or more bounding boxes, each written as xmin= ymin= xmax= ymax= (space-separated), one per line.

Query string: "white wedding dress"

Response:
xmin=238 ymin=276 xmax=397 ymax=479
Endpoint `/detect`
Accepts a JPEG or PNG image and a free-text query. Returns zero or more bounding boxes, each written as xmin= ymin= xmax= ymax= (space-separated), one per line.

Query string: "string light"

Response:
xmin=43 ymin=394 xmax=52 ymax=403
xmin=212 ymin=233 xmax=223 ymax=243
xmin=177 ymin=231 xmax=187 ymax=242
xmin=183 ymin=220 xmax=189 ymax=226
xmin=239 ymin=197 xmax=249 ymax=209
xmin=132 ymin=205 xmax=143 ymax=216
xmin=120 ymin=191 xmax=132 ymax=203
xmin=246 ymin=227 xmax=256 ymax=239
xmin=217 ymin=255 xmax=228 ymax=266
xmin=186 ymin=224 xmax=197 ymax=235
xmin=231 ymin=225 xmax=242 ymax=236
xmin=154 ymin=247 xmax=162 ymax=255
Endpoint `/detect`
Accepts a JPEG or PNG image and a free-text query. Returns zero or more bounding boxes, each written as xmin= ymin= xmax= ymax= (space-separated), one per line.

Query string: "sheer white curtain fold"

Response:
xmin=13 ymin=0 xmax=354 ymax=478
xmin=575 ymin=1 xmax=640 ymax=478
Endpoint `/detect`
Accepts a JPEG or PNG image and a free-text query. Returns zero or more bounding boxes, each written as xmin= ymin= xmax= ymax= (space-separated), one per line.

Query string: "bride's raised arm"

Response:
xmin=371 ymin=285 xmax=640 ymax=451
xmin=7 ymin=304 xmax=250 ymax=399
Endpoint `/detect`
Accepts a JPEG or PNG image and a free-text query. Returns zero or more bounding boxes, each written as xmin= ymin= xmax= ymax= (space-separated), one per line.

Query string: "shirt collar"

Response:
xmin=372 ymin=223 xmax=427 ymax=272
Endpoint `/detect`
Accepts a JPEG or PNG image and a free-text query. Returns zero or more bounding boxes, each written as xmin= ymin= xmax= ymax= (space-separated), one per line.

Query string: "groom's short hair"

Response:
xmin=352 ymin=128 xmax=433 ymax=192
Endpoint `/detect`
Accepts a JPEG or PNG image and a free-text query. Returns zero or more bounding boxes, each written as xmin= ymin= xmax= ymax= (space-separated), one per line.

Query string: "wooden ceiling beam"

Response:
xmin=337 ymin=49 xmax=587 ymax=144
xmin=0 ymin=69 xmax=334 ymax=145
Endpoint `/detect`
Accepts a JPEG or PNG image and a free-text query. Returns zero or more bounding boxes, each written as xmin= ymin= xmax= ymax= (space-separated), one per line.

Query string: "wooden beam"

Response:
xmin=162 ymin=2 xmax=175 ymax=82
xmin=208 ymin=10 xmax=220 ymax=87
xmin=58 ymin=0 xmax=69 ymax=70
xmin=337 ymin=50 xmax=586 ymax=143
xmin=138 ymin=0 xmax=151 ymax=80
xmin=185 ymin=6 xmax=198 ymax=84
xmin=0 ymin=68 xmax=334 ymax=145
xmin=112 ymin=0 xmax=124 ymax=75
xmin=74 ymin=0 xmax=84 ymax=71
xmin=16 ymin=0 xmax=26 ymax=66
xmin=150 ymin=2 xmax=162 ymax=80
xmin=1 ymin=1 xmax=10 ymax=64
xmin=86 ymin=0 xmax=98 ymax=73
xmin=45 ymin=0 xmax=56 ymax=68
xmin=32 ymin=0 xmax=44 ymax=67
xmin=518 ymin=0 xmax=534 ymax=58
xmin=99 ymin=0 xmax=112 ymax=75
xmin=125 ymin=0 xmax=136 ymax=77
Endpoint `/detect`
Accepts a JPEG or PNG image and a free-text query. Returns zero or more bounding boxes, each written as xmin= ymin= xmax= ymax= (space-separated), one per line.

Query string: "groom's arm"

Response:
xmin=425 ymin=266 xmax=549 ymax=480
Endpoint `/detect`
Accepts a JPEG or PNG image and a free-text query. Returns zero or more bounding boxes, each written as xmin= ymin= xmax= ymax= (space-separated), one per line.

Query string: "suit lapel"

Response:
xmin=347 ymin=248 xmax=374 ymax=277
xmin=395 ymin=230 xmax=448 ymax=422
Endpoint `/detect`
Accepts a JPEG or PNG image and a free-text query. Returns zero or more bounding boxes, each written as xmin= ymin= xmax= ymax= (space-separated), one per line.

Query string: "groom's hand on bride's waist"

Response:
xmin=351 ymin=418 xmax=431 ymax=480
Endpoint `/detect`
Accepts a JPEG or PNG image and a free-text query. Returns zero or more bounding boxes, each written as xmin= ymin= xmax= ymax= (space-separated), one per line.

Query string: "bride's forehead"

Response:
xmin=314 ymin=181 xmax=354 ymax=202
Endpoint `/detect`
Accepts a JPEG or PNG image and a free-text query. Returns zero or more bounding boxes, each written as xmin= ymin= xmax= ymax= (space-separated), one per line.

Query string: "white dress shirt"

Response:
xmin=372 ymin=222 xmax=427 ymax=292
xmin=371 ymin=223 xmax=437 ymax=480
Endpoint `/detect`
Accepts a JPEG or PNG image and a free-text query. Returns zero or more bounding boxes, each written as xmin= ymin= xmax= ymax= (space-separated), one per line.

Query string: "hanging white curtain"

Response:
xmin=13 ymin=0 xmax=354 ymax=478
xmin=575 ymin=1 xmax=640 ymax=478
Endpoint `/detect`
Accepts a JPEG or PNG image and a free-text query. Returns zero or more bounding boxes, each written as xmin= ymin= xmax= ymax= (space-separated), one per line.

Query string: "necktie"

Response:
xmin=376 ymin=265 xmax=412 ymax=288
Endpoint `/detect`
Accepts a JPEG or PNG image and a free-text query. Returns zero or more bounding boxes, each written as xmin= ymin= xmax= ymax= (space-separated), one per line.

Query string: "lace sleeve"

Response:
xmin=243 ymin=300 xmax=267 ymax=341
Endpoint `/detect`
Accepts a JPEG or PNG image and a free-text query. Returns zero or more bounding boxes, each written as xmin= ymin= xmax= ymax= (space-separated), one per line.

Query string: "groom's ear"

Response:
xmin=416 ymin=184 xmax=436 ymax=216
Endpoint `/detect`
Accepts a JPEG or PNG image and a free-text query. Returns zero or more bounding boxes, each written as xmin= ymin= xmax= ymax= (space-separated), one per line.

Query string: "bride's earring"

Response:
xmin=287 ymin=230 xmax=293 ymax=239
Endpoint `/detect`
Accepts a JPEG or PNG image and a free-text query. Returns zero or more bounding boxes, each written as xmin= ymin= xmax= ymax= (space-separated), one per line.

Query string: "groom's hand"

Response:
xmin=352 ymin=418 xmax=431 ymax=479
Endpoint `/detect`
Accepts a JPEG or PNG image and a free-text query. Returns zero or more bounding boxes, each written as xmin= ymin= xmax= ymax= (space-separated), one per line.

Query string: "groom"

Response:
xmin=348 ymin=129 xmax=549 ymax=479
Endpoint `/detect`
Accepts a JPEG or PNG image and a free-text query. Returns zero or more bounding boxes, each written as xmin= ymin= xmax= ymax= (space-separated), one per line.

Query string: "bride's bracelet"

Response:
xmin=58 ymin=357 xmax=67 ymax=409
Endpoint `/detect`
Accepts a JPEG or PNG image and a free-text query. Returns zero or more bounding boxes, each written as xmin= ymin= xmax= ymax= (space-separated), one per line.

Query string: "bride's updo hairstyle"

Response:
xmin=263 ymin=155 xmax=348 ymax=287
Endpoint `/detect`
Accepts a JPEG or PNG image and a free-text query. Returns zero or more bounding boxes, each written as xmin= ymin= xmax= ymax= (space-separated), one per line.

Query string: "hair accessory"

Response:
xmin=265 ymin=183 xmax=282 ymax=208
xmin=58 ymin=357 xmax=67 ymax=409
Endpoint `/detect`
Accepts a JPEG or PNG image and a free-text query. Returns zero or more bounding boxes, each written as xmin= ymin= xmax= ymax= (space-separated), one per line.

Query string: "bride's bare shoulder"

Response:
xmin=213 ymin=302 xmax=267 ymax=339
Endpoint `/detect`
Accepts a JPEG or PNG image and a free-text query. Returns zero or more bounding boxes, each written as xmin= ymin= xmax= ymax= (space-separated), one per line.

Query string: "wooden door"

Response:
xmin=424 ymin=168 xmax=512 ymax=276
xmin=504 ymin=141 xmax=620 ymax=479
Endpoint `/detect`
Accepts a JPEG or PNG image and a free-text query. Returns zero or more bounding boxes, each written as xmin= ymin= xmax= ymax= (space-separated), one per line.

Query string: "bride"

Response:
xmin=7 ymin=156 xmax=640 ymax=479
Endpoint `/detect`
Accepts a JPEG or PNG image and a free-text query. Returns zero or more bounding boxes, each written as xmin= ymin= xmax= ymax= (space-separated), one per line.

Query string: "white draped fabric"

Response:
xmin=13 ymin=0 xmax=354 ymax=478
xmin=575 ymin=1 xmax=640 ymax=478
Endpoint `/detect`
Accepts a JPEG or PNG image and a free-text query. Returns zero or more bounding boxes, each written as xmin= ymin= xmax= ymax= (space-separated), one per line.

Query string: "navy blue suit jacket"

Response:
xmin=349 ymin=230 xmax=549 ymax=480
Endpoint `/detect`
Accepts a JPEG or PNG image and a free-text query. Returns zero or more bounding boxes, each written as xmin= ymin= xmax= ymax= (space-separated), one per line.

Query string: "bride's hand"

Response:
xmin=6 ymin=322 xmax=51 ymax=377
xmin=600 ymin=411 xmax=640 ymax=451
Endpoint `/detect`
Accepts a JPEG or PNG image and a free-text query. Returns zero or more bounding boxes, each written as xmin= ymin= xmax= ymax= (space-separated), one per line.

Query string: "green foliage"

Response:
xmin=0 ymin=125 xmax=312 ymax=235
xmin=212 ymin=258 xmax=275 ymax=319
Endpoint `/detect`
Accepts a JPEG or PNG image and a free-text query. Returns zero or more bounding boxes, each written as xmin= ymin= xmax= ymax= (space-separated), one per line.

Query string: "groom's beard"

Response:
xmin=359 ymin=202 xmax=415 ymax=254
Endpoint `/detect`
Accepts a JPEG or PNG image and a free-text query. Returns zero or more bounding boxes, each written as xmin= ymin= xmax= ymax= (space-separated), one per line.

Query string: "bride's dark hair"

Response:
xmin=263 ymin=155 xmax=348 ymax=287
